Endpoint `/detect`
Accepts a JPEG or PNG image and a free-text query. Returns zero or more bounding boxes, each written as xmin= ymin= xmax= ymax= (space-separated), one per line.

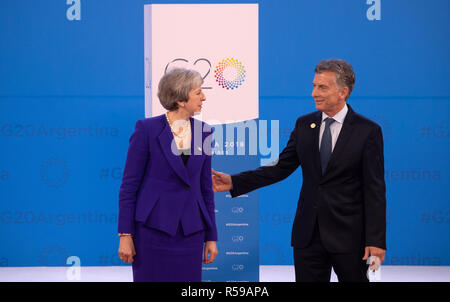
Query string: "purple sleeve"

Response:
xmin=118 ymin=120 xmax=149 ymax=235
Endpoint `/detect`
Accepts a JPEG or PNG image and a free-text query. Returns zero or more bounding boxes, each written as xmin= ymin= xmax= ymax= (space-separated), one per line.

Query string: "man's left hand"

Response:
xmin=362 ymin=246 xmax=385 ymax=271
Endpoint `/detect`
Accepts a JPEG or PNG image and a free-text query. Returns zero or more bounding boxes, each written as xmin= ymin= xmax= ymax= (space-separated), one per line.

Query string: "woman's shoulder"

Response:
xmin=190 ymin=117 xmax=213 ymax=133
xmin=136 ymin=114 xmax=166 ymax=133
xmin=139 ymin=114 xmax=165 ymax=123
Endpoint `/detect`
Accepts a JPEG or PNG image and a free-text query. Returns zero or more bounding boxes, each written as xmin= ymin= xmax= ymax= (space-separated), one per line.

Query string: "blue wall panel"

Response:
xmin=1 ymin=0 xmax=449 ymax=268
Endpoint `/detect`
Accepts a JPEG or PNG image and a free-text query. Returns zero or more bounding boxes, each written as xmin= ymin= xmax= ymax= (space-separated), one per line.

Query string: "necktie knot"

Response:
xmin=324 ymin=117 xmax=335 ymax=127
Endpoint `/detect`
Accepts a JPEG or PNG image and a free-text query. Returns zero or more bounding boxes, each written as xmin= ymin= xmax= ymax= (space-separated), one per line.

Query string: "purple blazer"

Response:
xmin=118 ymin=114 xmax=217 ymax=241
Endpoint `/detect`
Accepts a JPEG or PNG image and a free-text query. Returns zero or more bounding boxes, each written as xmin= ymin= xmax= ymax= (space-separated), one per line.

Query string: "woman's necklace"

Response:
xmin=166 ymin=112 xmax=191 ymax=148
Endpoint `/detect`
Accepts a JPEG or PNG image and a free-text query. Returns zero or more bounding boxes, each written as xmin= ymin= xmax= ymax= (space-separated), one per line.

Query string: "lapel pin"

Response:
xmin=310 ymin=123 xmax=316 ymax=129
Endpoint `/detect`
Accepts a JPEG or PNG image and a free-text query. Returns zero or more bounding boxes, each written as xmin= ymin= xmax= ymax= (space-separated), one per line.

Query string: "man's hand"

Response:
xmin=362 ymin=246 xmax=385 ymax=271
xmin=211 ymin=169 xmax=233 ymax=192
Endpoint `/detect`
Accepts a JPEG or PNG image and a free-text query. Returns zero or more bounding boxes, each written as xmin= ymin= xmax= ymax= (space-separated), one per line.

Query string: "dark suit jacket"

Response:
xmin=118 ymin=114 xmax=217 ymax=242
xmin=230 ymin=105 xmax=386 ymax=253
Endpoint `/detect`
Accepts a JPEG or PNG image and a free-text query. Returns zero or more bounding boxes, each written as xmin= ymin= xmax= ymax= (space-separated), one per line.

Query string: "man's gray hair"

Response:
xmin=314 ymin=59 xmax=355 ymax=100
xmin=157 ymin=67 xmax=203 ymax=111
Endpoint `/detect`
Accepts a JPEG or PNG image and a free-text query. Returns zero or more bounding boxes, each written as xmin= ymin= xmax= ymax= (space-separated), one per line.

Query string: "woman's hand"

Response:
xmin=118 ymin=236 xmax=136 ymax=263
xmin=203 ymin=241 xmax=218 ymax=264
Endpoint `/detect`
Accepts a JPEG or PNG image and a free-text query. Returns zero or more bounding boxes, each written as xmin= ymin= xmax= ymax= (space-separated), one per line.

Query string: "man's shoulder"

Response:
xmin=293 ymin=106 xmax=382 ymax=131
xmin=350 ymin=110 xmax=382 ymax=131
xmin=295 ymin=111 xmax=321 ymax=123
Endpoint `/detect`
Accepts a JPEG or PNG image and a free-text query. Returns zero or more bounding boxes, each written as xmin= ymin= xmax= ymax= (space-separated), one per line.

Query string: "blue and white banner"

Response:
xmin=144 ymin=3 xmax=259 ymax=281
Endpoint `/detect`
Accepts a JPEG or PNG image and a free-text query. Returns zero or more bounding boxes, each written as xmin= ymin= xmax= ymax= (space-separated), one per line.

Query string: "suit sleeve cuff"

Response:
xmin=229 ymin=175 xmax=240 ymax=197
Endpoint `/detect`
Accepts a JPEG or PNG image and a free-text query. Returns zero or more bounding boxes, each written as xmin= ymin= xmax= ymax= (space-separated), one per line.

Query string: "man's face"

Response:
xmin=311 ymin=71 xmax=348 ymax=117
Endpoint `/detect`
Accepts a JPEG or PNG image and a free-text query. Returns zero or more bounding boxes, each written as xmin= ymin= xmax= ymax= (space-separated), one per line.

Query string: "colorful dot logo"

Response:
xmin=214 ymin=58 xmax=246 ymax=90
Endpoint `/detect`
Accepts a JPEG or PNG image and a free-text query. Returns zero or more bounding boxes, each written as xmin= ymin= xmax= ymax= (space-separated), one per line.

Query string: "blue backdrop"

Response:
xmin=0 ymin=0 xmax=449 ymax=271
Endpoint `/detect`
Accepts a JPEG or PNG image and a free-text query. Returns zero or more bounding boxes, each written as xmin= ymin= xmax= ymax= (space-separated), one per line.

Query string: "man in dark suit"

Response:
xmin=212 ymin=59 xmax=386 ymax=282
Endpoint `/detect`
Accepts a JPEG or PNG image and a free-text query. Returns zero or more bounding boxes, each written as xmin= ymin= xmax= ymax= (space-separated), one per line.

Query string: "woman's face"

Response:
xmin=181 ymin=85 xmax=206 ymax=115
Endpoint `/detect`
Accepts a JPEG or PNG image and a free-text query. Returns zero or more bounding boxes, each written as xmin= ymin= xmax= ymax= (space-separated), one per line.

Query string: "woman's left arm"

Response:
xmin=200 ymin=132 xmax=218 ymax=242
xmin=200 ymin=125 xmax=218 ymax=264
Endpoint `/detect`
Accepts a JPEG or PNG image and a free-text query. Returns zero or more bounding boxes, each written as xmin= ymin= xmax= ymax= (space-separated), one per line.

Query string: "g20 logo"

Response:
xmin=164 ymin=57 xmax=246 ymax=90
xmin=232 ymin=264 xmax=245 ymax=271
xmin=214 ymin=58 xmax=246 ymax=90
xmin=232 ymin=235 xmax=244 ymax=242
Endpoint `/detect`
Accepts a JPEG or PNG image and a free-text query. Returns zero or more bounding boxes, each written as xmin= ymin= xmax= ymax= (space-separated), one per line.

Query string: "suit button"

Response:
xmin=185 ymin=186 xmax=190 ymax=190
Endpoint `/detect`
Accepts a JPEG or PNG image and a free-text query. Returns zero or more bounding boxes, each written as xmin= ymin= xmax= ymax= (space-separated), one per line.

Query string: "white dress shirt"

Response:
xmin=318 ymin=103 xmax=348 ymax=152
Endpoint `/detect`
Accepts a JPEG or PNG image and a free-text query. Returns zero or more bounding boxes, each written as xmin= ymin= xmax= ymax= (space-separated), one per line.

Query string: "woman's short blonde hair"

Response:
xmin=157 ymin=68 xmax=203 ymax=111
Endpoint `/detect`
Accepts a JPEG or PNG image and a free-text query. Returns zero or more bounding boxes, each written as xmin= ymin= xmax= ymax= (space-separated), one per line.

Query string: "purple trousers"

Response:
xmin=132 ymin=222 xmax=205 ymax=282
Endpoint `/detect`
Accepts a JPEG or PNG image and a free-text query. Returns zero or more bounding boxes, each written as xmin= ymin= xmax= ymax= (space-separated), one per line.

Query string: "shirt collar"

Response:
xmin=322 ymin=103 xmax=348 ymax=124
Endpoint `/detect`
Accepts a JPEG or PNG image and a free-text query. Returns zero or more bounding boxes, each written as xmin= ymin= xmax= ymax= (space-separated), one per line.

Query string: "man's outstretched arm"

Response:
xmin=212 ymin=118 xmax=301 ymax=197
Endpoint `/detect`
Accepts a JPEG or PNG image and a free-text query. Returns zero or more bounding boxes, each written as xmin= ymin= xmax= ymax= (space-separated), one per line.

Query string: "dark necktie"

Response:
xmin=320 ymin=117 xmax=335 ymax=174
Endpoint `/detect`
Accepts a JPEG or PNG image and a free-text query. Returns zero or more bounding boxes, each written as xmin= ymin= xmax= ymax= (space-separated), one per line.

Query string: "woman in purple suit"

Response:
xmin=117 ymin=68 xmax=218 ymax=282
